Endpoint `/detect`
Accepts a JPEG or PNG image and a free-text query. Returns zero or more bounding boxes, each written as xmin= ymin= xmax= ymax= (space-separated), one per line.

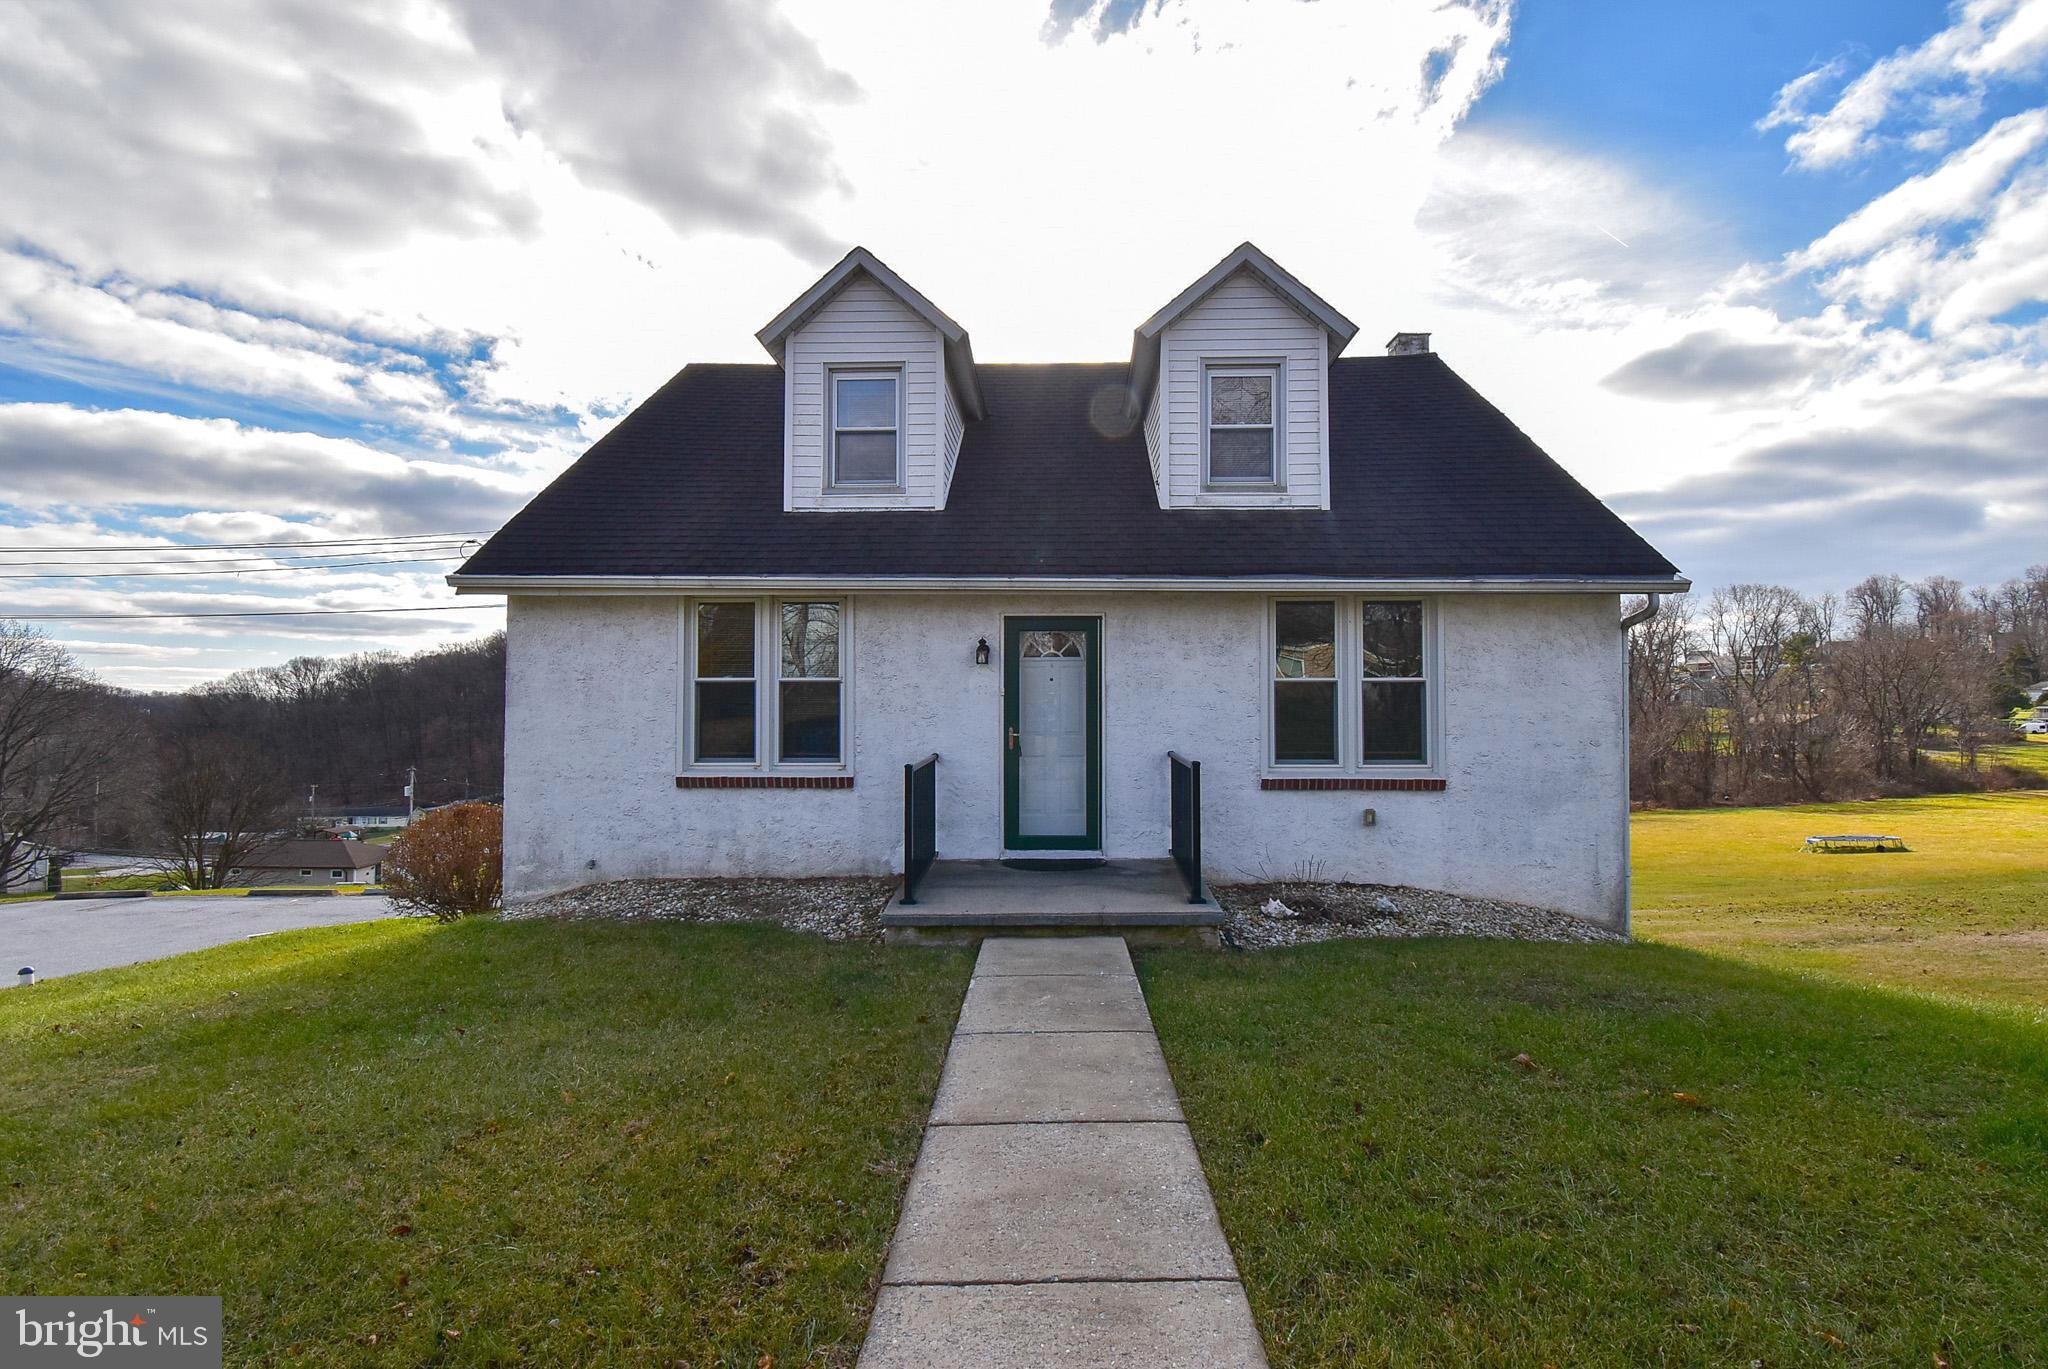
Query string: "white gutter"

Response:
xmin=448 ymin=573 xmax=1692 ymax=597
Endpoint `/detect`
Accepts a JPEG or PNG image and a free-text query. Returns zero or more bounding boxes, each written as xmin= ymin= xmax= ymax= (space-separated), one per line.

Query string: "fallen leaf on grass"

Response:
xmin=388 ymin=1224 xmax=412 ymax=1237
xmin=1816 ymin=1329 xmax=1845 ymax=1349
xmin=1511 ymin=1053 xmax=1538 ymax=1071
xmin=1672 ymin=1092 xmax=1703 ymax=1107
xmin=1933 ymin=1353 xmax=1950 ymax=1368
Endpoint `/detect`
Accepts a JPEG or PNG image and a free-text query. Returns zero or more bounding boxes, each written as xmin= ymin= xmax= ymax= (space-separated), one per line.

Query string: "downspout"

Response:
xmin=1614 ymin=593 xmax=1660 ymax=937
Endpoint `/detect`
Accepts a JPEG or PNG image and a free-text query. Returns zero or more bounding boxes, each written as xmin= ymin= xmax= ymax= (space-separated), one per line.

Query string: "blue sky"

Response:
xmin=1 ymin=0 xmax=2044 ymax=688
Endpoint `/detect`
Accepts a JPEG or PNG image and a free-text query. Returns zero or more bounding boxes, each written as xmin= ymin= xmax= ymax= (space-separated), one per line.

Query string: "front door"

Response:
xmin=1003 ymin=617 xmax=1102 ymax=851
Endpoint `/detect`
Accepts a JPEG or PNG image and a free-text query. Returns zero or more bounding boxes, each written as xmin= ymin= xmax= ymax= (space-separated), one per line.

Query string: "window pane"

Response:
xmin=1362 ymin=601 xmax=1424 ymax=677
xmin=1274 ymin=600 xmax=1335 ymax=679
xmin=1274 ymin=681 xmax=1338 ymax=763
xmin=696 ymin=681 xmax=756 ymax=761
xmin=835 ymin=376 xmax=897 ymax=429
xmin=1209 ymin=426 xmax=1275 ymax=481
xmin=781 ymin=602 xmax=840 ymax=677
xmin=834 ymin=430 xmax=898 ymax=484
xmin=695 ymin=603 xmax=754 ymax=678
xmin=1210 ymin=373 xmax=1272 ymax=425
xmin=1363 ymin=681 xmax=1426 ymax=762
xmin=780 ymin=681 xmax=841 ymax=761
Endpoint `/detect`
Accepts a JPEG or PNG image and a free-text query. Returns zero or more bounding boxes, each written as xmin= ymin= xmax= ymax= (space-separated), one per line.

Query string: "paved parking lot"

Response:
xmin=1 ymin=893 xmax=395 ymax=986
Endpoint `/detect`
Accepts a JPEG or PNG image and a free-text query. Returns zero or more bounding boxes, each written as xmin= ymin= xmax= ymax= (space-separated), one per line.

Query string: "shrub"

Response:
xmin=383 ymin=802 xmax=502 ymax=921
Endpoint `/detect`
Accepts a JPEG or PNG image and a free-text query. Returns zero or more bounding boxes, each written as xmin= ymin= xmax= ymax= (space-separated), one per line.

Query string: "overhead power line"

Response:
xmin=0 ymin=554 xmax=472 ymax=580
xmin=0 ymin=530 xmax=496 ymax=554
xmin=7 ymin=603 xmax=503 ymax=622
xmin=0 ymin=541 xmax=471 ymax=573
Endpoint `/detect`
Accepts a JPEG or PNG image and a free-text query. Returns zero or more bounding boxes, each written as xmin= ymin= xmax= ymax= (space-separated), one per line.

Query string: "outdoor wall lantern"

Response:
xmin=975 ymin=637 xmax=991 ymax=666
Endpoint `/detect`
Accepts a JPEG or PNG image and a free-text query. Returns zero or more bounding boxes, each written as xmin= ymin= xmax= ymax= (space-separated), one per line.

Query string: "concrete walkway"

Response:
xmin=859 ymin=936 xmax=1267 ymax=1368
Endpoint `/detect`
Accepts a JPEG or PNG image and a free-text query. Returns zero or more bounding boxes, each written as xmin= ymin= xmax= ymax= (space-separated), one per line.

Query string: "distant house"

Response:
xmin=2 ymin=843 xmax=52 ymax=894
xmin=313 ymin=803 xmax=412 ymax=830
xmin=228 ymin=839 xmax=385 ymax=887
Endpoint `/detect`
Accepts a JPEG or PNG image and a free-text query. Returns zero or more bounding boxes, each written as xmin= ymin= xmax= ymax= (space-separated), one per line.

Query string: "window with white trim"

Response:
xmin=1269 ymin=597 xmax=1435 ymax=768
xmin=1360 ymin=600 xmax=1427 ymax=763
xmin=686 ymin=599 xmax=847 ymax=768
xmin=1272 ymin=599 xmax=1337 ymax=763
xmin=693 ymin=601 xmax=757 ymax=762
xmin=778 ymin=601 xmax=842 ymax=761
xmin=830 ymin=371 xmax=902 ymax=487
xmin=1205 ymin=364 xmax=1280 ymax=486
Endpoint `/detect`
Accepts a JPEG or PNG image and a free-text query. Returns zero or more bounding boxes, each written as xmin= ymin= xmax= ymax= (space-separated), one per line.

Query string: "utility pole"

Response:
xmin=307 ymin=784 xmax=318 ymax=820
xmin=405 ymin=765 xmax=417 ymax=820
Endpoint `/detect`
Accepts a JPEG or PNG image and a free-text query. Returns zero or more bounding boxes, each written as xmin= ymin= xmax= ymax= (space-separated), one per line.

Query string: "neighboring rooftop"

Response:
xmin=237 ymin=840 xmax=386 ymax=870
xmin=455 ymin=358 xmax=1682 ymax=585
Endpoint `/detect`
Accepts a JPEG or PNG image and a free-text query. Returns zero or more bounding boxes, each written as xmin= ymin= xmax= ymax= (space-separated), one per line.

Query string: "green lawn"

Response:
xmin=1143 ymin=938 xmax=2048 ymax=1366
xmin=0 ymin=919 xmax=971 ymax=1365
xmin=1633 ymin=789 xmax=2048 ymax=1011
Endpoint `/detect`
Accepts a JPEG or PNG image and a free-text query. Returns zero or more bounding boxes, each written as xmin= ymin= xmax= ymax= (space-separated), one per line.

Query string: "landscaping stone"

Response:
xmin=1214 ymin=880 xmax=1626 ymax=949
xmin=505 ymin=876 xmax=896 ymax=941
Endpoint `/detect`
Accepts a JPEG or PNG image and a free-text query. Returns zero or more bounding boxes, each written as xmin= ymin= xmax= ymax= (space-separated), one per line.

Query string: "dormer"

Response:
xmin=1130 ymin=243 xmax=1357 ymax=510
xmin=757 ymin=248 xmax=984 ymax=511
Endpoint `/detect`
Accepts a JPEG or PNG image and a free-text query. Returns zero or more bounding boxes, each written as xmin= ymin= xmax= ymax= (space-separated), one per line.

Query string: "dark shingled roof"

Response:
xmin=237 ymin=840 xmax=385 ymax=871
xmin=457 ymin=357 xmax=1680 ymax=582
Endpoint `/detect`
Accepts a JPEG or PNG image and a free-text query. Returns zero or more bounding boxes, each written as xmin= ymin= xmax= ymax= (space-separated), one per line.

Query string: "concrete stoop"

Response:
xmin=880 ymin=859 xmax=1222 ymax=948
xmin=856 ymin=936 xmax=1267 ymax=1369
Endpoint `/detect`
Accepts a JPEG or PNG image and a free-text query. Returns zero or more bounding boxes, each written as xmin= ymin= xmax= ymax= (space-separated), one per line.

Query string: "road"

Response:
xmin=1 ymin=893 xmax=395 ymax=986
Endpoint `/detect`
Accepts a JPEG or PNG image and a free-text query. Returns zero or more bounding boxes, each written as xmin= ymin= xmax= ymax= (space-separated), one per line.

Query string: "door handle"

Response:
xmin=1008 ymin=727 xmax=1019 ymax=750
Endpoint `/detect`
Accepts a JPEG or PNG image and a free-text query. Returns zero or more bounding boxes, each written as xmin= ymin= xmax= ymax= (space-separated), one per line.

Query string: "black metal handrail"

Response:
xmin=900 ymin=752 xmax=939 ymax=905
xmin=1167 ymin=751 xmax=1204 ymax=904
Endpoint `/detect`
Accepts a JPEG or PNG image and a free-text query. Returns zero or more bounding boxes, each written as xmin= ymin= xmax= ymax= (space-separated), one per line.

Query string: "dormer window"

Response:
xmin=1204 ymin=364 xmax=1280 ymax=487
xmin=830 ymin=370 xmax=903 ymax=488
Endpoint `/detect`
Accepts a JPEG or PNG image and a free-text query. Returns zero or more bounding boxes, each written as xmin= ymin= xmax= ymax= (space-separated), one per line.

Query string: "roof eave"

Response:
xmin=450 ymin=572 xmax=1691 ymax=595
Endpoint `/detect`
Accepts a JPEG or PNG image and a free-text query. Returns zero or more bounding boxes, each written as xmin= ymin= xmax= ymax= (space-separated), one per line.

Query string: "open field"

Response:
xmin=1923 ymin=735 xmax=2048 ymax=783
xmin=0 ymin=920 xmax=970 ymax=1365
xmin=1632 ymin=789 xmax=2048 ymax=1010
xmin=1143 ymin=938 xmax=2048 ymax=1366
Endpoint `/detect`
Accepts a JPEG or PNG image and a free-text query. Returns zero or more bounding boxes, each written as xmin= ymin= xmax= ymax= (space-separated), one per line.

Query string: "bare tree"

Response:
xmin=1625 ymin=593 xmax=1703 ymax=803
xmin=148 ymin=724 xmax=292 ymax=889
xmin=0 ymin=623 xmax=127 ymax=888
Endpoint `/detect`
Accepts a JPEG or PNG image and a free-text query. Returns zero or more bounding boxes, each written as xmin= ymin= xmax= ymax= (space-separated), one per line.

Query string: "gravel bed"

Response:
xmin=504 ymin=876 xmax=899 ymax=942
xmin=1212 ymin=881 xmax=1625 ymax=949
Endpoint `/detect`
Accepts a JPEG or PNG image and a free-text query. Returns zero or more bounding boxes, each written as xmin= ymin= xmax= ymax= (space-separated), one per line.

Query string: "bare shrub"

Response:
xmin=383 ymin=802 xmax=503 ymax=921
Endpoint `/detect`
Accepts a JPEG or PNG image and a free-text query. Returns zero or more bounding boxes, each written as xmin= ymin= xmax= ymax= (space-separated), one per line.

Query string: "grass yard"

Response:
xmin=1923 ymin=734 xmax=2048 ymax=783
xmin=1632 ymin=789 xmax=2048 ymax=1011
xmin=0 ymin=919 xmax=971 ymax=1366
xmin=1142 ymin=938 xmax=2048 ymax=1366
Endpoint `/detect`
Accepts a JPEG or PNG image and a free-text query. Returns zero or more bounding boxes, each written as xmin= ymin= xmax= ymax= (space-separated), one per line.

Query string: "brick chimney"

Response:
xmin=1385 ymin=332 xmax=1432 ymax=356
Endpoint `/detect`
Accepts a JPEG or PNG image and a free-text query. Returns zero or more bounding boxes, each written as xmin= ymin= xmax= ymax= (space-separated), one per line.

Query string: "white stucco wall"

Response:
xmin=503 ymin=591 xmax=1630 ymax=927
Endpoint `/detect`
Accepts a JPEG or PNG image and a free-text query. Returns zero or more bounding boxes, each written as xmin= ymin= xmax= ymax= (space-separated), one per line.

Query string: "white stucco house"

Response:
xmin=451 ymin=243 xmax=1685 ymax=931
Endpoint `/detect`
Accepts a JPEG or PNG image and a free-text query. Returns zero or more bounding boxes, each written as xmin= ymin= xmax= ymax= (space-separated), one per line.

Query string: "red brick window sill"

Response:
xmin=1261 ymin=776 xmax=1446 ymax=792
xmin=676 ymin=775 xmax=853 ymax=790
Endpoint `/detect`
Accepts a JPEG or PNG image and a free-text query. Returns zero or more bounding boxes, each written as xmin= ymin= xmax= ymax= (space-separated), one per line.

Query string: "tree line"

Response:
xmin=1627 ymin=566 xmax=2047 ymax=808
xmin=0 ymin=624 xmax=504 ymax=888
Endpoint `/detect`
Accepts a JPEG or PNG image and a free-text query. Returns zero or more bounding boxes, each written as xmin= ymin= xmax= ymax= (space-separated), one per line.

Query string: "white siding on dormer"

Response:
xmin=786 ymin=275 xmax=944 ymax=510
xmin=1157 ymin=270 xmax=1329 ymax=509
xmin=1142 ymin=384 xmax=1166 ymax=508
xmin=937 ymin=370 xmax=966 ymax=507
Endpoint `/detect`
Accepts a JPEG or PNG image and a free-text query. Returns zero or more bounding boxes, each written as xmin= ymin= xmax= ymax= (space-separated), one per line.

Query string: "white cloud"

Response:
xmin=0 ymin=404 xmax=533 ymax=530
xmin=1759 ymin=0 xmax=2048 ymax=169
